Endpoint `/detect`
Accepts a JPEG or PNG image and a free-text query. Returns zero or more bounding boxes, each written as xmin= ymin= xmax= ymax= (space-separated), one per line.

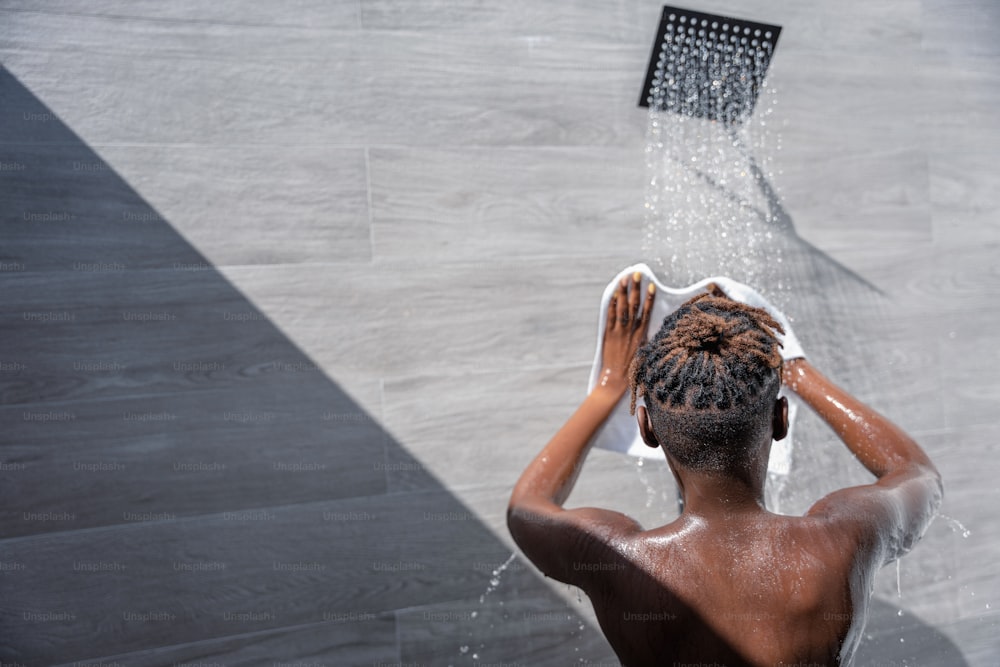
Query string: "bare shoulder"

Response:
xmin=804 ymin=464 xmax=942 ymax=565
xmin=507 ymin=504 xmax=645 ymax=587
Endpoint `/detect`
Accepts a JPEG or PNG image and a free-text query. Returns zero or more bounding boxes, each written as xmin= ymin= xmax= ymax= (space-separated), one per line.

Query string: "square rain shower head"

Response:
xmin=639 ymin=6 xmax=782 ymax=126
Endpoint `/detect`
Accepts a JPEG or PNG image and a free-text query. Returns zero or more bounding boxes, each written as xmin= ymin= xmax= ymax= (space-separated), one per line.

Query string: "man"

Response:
xmin=507 ymin=272 xmax=942 ymax=666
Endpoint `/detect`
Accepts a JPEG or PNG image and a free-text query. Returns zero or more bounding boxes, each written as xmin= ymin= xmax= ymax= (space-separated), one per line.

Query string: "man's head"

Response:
xmin=628 ymin=291 xmax=787 ymax=472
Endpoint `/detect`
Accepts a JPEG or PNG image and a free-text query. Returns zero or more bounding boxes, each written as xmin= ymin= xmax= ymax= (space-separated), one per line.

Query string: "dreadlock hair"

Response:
xmin=628 ymin=291 xmax=785 ymax=472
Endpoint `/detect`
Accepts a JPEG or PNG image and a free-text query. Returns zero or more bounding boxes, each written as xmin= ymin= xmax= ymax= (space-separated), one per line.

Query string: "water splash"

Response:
xmin=936 ymin=513 xmax=972 ymax=538
xmin=454 ymin=552 xmax=519 ymax=663
xmin=479 ymin=552 xmax=517 ymax=604
xmin=642 ymin=24 xmax=789 ymax=312
xmin=896 ymin=558 xmax=904 ymax=614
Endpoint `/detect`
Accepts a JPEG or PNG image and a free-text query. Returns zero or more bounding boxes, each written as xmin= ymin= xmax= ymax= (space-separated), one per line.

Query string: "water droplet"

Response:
xmin=460 ymin=646 xmax=469 ymax=654
xmin=937 ymin=513 xmax=972 ymax=538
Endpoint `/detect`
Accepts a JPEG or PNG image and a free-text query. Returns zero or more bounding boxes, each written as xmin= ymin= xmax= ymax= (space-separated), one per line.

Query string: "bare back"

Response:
xmin=577 ymin=513 xmax=873 ymax=667
xmin=507 ymin=284 xmax=941 ymax=667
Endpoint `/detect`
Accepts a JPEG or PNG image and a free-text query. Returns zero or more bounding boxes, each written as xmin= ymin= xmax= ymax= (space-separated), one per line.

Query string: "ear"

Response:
xmin=772 ymin=396 xmax=789 ymax=441
xmin=637 ymin=405 xmax=660 ymax=449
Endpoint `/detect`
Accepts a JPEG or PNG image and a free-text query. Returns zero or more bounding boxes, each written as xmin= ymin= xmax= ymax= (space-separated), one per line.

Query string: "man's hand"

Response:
xmin=598 ymin=271 xmax=656 ymax=395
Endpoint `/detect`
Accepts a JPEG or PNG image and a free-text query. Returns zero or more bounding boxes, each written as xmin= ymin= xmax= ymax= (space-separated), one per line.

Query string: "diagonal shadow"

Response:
xmin=0 ymin=67 xmax=617 ymax=665
xmin=0 ymin=66 xmax=968 ymax=667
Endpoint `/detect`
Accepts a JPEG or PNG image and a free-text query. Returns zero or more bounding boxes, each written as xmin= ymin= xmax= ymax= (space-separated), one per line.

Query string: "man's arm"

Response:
xmin=785 ymin=359 xmax=943 ymax=562
xmin=507 ymin=273 xmax=654 ymax=584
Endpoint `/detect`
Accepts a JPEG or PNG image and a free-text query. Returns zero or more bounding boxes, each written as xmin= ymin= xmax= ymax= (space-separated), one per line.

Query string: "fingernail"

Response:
xmin=633 ymin=271 xmax=642 ymax=283
xmin=648 ymin=283 xmax=656 ymax=294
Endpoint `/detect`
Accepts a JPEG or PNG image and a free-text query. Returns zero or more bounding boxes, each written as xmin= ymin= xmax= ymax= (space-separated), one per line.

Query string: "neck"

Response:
xmin=669 ymin=451 xmax=770 ymax=520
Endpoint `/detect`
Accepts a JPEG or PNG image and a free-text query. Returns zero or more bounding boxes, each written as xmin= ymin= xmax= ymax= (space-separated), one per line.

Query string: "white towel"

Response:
xmin=586 ymin=263 xmax=804 ymax=474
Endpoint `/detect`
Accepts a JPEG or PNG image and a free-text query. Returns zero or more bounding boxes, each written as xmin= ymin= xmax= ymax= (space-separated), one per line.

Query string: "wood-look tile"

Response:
xmin=0 ymin=267 xmax=354 ymax=407
xmin=778 ymin=148 xmax=931 ymax=255
xmin=771 ymin=0 xmax=922 ymax=55
xmin=938 ymin=308 xmax=1000 ymax=430
xmin=360 ymin=30 xmax=650 ymax=147
xmin=1 ymin=377 xmax=387 ymax=537
xmin=0 ymin=141 xmax=370 ymax=270
xmin=1 ymin=67 xmax=370 ymax=273
xmin=920 ymin=0 xmax=1000 ymax=59
xmin=362 ymin=0 xmax=652 ymax=45
xmin=0 ymin=489 xmax=545 ymax=663
xmin=2 ymin=12 xmax=651 ymax=149
xmin=369 ymin=146 xmax=645 ymax=262
xmin=766 ymin=48 xmax=924 ymax=159
xmin=101 ymin=145 xmax=371 ymax=267
xmin=381 ymin=365 xmax=680 ymax=528
xmin=0 ymin=15 xmax=371 ymax=147
xmin=829 ymin=241 xmax=1000 ymax=316
xmin=219 ymin=257 xmax=639 ymax=382
xmin=0 ymin=1 xmax=361 ymax=29
xmin=929 ymin=150 xmax=1000 ymax=245
xmin=862 ymin=427 xmax=997 ymax=625
xmin=934 ymin=612 xmax=1000 ymax=667
xmin=381 ymin=365 xmax=589 ymax=493
xmin=0 ymin=142 xmax=208 ymax=272
xmin=684 ymin=1 xmax=922 ymax=58
xmin=53 ymin=616 xmax=399 ymax=667
xmin=397 ymin=593 xmax=619 ymax=666
xmin=912 ymin=425 xmax=1000 ymax=618
xmin=3 ymin=0 xmax=1000 ymax=663
xmin=855 ymin=597 xmax=972 ymax=667
xmin=916 ymin=54 xmax=1000 ymax=154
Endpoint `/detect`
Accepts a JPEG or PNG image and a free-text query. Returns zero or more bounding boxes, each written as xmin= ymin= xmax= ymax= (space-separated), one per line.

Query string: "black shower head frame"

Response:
xmin=639 ymin=5 xmax=782 ymax=126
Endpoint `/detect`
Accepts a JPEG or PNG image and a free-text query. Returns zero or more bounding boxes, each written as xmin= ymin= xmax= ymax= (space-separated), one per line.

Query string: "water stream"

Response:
xmin=632 ymin=9 xmax=984 ymax=659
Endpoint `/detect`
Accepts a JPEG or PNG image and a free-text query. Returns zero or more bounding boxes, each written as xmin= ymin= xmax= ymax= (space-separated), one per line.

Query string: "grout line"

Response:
xmin=0 ymin=141 xmax=651 ymax=152
xmin=0 ymin=252 xmax=651 ymax=278
xmin=379 ymin=361 xmax=594 ymax=385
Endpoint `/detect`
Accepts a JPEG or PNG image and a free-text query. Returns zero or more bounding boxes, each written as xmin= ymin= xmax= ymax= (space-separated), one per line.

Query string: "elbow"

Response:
xmin=506 ymin=496 xmax=525 ymax=536
xmin=914 ymin=461 xmax=944 ymax=506
xmin=506 ymin=502 xmax=531 ymax=541
xmin=506 ymin=503 xmax=518 ymax=535
xmin=506 ymin=504 xmax=530 ymax=552
xmin=506 ymin=501 xmax=550 ymax=549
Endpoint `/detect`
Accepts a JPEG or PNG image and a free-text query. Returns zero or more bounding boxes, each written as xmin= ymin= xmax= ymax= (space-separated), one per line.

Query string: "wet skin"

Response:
xmin=508 ymin=274 xmax=943 ymax=666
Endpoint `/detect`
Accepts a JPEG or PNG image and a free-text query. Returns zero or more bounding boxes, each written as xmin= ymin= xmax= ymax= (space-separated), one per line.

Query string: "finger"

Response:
xmin=638 ymin=281 xmax=656 ymax=333
xmin=628 ymin=271 xmax=641 ymax=325
xmin=606 ymin=283 xmax=619 ymax=331
xmin=614 ymin=277 xmax=628 ymax=328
